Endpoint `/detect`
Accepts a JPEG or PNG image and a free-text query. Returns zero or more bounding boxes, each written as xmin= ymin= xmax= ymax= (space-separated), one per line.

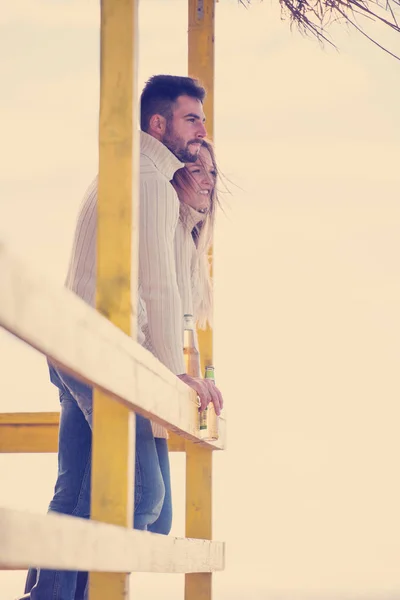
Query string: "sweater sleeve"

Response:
xmin=139 ymin=174 xmax=185 ymax=375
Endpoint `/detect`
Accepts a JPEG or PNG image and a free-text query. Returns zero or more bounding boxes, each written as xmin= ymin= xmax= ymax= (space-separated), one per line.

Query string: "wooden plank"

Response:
xmin=91 ymin=396 xmax=135 ymax=526
xmin=185 ymin=443 xmax=213 ymax=539
xmin=168 ymin=431 xmax=186 ymax=452
xmin=0 ymin=412 xmax=60 ymax=426
xmin=0 ymin=413 xmax=197 ymax=453
xmin=90 ymin=0 xmax=138 ymax=595
xmin=0 ymin=412 xmax=58 ymax=453
xmin=0 ymin=246 xmax=226 ymax=450
xmin=185 ymin=442 xmax=213 ymax=600
xmin=188 ymin=0 xmax=215 ymax=139
xmin=90 ymin=396 xmax=134 ymax=598
xmin=0 ymin=424 xmax=58 ymax=453
xmin=187 ymin=2 xmax=218 ymax=598
xmin=0 ymin=507 xmax=225 ymax=574
xmin=188 ymin=0 xmax=215 ymax=374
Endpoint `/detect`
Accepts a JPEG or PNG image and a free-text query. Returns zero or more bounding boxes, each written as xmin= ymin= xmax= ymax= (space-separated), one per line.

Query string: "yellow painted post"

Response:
xmin=188 ymin=0 xmax=215 ymax=373
xmin=188 ymin=0 xmax=215 ymax=140
xmin=90 ymin=0 xmax=139 ymax=599
xmin=185 ymin=442 xmax=213 ymax=600
xmin=187 ymin=3 xmax=216 ymax=600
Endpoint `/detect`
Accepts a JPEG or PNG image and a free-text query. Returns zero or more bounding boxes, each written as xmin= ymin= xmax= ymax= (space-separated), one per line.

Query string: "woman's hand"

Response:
xmin=177 ymin=373 xmax=223 ymax=415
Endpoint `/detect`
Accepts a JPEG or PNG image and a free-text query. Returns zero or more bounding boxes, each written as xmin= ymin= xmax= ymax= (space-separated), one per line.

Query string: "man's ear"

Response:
xmin=148 ymin=114 xmax=167 ymax=139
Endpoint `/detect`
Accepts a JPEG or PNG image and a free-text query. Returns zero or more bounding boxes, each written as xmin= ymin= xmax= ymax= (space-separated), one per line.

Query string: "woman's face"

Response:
xmin=180 ymin=146 xmax=217 ymax=212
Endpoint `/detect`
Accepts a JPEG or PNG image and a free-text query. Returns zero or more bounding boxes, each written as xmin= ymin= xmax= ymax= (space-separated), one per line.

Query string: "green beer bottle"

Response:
xmin=199 ymin=365 xmax=219 ymax=441
xmin=183 ymin=314 xmax=200 ymax=377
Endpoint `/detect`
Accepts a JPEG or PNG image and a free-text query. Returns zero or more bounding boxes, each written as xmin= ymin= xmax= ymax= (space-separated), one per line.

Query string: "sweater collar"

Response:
xmin=186 ymin=204 xmax=207 ymax=231
xmin=140 ymin=131 xmax=184 ymax=180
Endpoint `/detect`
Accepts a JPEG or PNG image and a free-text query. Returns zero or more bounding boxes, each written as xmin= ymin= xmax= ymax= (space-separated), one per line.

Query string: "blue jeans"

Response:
xmin=29 ymin=363 xmax=172 ymax=600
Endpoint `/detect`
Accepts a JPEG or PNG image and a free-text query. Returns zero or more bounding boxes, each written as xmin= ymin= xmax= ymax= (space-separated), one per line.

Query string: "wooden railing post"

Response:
xmin=187 ymin=2 xmax=216 ymax=599
xmin=185 ymin=442 xmax=213 ymax=600
xmin=188 ymin=0 xmax=215 ymax=138
xmin=188 ymin=0 xmax=215 ymax=374
xmin=90 ymin=0 xmax=139 ymax=598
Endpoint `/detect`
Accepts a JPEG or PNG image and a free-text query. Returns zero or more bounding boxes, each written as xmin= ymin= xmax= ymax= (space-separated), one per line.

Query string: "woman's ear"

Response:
xmin=148 ymin=114 xmax=167 ymax=139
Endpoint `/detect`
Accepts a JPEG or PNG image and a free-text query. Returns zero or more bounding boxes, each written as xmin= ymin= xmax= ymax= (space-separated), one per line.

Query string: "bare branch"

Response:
xmin=334 ymin=4 xmax=400 ymax=56
xmin=243 ymin=0 xmax=400 ymax=58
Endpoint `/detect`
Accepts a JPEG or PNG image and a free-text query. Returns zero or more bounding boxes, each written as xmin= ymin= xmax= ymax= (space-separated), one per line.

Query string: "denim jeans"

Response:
xmin=29 ymin=363 xmax=172 ymax=600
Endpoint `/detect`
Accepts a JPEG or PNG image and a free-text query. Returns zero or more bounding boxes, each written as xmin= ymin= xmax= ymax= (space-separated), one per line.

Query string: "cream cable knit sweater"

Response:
xmin=64 ymin=132 xmax=205 ymax=438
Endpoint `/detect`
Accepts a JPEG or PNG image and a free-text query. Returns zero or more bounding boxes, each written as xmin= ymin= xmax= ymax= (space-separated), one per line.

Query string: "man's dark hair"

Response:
xmin=140 ymin=75 xmax=206 ymax=132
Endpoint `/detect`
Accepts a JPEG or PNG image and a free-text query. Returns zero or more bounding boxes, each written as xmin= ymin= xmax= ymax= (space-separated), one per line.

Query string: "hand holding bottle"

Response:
xmin=177 ymin=372 xmax=223 ymax=415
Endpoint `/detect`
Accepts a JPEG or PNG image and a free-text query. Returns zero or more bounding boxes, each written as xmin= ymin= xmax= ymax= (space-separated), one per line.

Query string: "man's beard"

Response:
xmin=163 ymin=126 xmax=202 ymax=163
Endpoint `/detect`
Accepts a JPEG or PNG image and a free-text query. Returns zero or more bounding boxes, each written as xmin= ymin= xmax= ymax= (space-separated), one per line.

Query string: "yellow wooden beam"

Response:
xmin=188 ymin=0 xmax=215 ymax=373
xmin=0 ymin=412 xmax=60 ymax=426
xmin=185 ymin=441 xmax=213 ymax=600
xmin=187 ymin=4 xmax=216 ymax=599
xmin=0 ymin=412 xmax=58 ymax=453
xmin=188 ymin=0 xmax=215 ymax=140
xmin=0 ymin=425 xmax=58 ymax=453
xmin=185 ymin=444 xmax=212 ymax=539
xmin=0 ymin=414 xmax=190 ymax=454
xmin=168 ymin=431 xmax=186 ymax=452
xmin=90 ymin=0 xmax=138 ymax=597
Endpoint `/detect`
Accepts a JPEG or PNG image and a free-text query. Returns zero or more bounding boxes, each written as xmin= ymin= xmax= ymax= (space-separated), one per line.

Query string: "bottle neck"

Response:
xmin=183 ymin=314 xmax=195 ymax=331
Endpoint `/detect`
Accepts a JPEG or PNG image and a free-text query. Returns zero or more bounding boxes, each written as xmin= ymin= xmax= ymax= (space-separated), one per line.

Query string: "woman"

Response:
xmin=174 ymin=138 xmax=216 ymax=334
xmin=22 ymin=140 xmax=219 ymax=599
xmin=146 ymin=139 xmax=218 ymax=537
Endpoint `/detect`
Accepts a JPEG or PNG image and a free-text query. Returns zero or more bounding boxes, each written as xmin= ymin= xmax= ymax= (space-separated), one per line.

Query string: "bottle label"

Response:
xmin=205 ymin=366 xmax=215 ymax=382
xmin=199 ymin=408 xmax=208 ymax=430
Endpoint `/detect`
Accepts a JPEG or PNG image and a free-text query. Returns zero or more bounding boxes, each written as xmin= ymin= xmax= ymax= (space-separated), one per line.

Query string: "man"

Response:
xmin=20 ymin=75 xmax=223 ymax=600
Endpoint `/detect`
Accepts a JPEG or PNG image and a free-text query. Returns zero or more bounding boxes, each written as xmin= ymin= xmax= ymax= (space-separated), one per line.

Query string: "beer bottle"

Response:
xmin=183 ymin=314 xmax=200 ymax=377
xmin=199 ymin=365 xmax=219 ymax=441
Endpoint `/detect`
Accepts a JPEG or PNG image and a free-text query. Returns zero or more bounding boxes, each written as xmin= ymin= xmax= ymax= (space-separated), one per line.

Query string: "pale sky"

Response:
xmin=1 ymin=1 xmax=400 ymax=599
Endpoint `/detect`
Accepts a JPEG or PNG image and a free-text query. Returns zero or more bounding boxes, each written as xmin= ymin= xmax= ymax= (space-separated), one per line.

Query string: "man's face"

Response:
xmin=162 ymin=95 xmax=207 ymax=163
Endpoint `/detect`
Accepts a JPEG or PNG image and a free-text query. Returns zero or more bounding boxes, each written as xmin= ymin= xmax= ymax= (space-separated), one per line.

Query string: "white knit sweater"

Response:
xmin=64 ymin=132 xmax=204 ymax=438
xmin=146 ymin=206 xmax=206 ymax=437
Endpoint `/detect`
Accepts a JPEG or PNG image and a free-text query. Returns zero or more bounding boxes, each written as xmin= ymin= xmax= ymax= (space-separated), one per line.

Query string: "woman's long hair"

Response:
xmin=173 ymin=140 xmax=219 ymax=329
